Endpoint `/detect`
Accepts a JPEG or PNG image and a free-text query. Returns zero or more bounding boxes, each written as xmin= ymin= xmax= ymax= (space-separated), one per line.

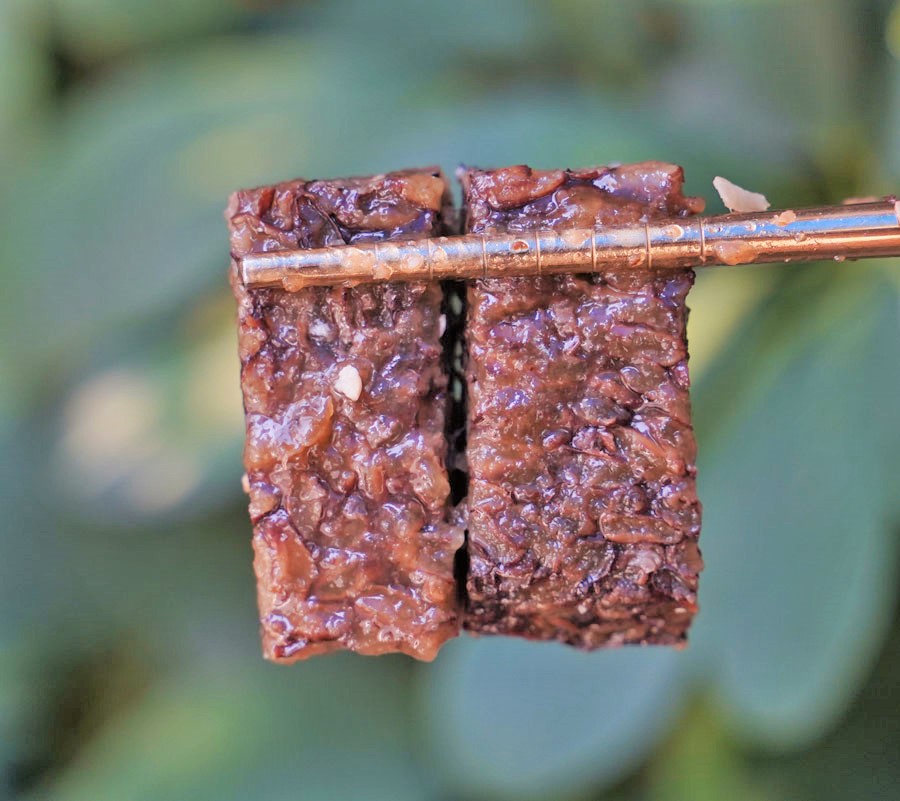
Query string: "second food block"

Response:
xmin=459 ymin=162 xmax=705 ymax=647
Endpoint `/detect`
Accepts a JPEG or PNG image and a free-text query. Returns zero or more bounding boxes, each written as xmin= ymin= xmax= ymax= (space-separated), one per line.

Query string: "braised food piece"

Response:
xmin=460 ymin=162 xmax=705 ymax=647
xmin=228 ymin=168 xmax=463 ymax=661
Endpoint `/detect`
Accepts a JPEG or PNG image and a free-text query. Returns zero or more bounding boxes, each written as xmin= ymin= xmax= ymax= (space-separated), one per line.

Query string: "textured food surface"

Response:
xmin=228 ymin=168 xmax=463 ymax=661
xmin=461 ymin=162 xmax=705 ymax=646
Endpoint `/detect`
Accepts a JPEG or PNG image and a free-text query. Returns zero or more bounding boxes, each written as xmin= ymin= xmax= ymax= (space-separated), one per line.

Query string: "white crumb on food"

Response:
xmin=281 ymin=275 xmax=306 ymax=293
xmin=308 ymin=319 xmax=333 ymax=339
xmin=334 ymin=364 xmax=363 ymax=401
xmin=241 ymin=473 xmax=250 ymax=494
xmin=561 ymin=228 xmax=587 ymax=247
xmin=713 ymin=176 xmax=770 ymax=213
xmin=438 ymin=314 xmax=447 ymax=337
xmin=630 ymin=550 xmax=662 ymax=576
xmin=774 ymin=210 xmax=797 ymax=226
xmin=344 ymin=247 xmax=376 ymax=272
xmin=403 ymin=252 xmax=425 ymax=271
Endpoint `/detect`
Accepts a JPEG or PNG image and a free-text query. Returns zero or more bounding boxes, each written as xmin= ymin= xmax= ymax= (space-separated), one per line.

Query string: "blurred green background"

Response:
xmin=1 ymin=0 xmax=899 ymax=799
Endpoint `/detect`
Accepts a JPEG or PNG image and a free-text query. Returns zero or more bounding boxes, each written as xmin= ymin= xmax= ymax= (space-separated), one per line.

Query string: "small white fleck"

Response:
xmin=560 ymin=229 xmax=587 ymax=248
xmin=403 ymin=252 xmax=425 ymax=271
xmin=373 ymin=262 xmax=392 ymax=280
xmin=713 ymin=176 xmax=770 ymax=213
xmin=774 ymin=210 xmax=797 ymax=226
xmin=594 ymin=173 xmax=619 ymax=192
xmin=438 ymin=314 xmax=447 ymax=337
xmin=334 ymin=365 xmax=363 ymax=401
xmin=309 ymin=319 xmax=333 ymax=339
xmin=344 ymin=247 xmax=376 ymax=272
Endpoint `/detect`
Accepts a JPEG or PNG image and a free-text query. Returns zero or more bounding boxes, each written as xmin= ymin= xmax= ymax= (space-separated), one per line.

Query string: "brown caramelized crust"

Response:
xmin=460 ymin=162 xmax=705 ymax=647
xmin=227 ymin=168 xmax=463 ymax=661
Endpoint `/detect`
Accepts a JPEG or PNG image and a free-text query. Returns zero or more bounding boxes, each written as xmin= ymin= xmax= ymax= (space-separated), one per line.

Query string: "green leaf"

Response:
xmin=0 ymin=421 xmax=77 ymax=649
xmin=307 ymin=0 xmax=545 ymax=69
xmin=750 ymin=609 xmax=900 ymax=799
xmin=46 ymin=0 xmax=247 ymax=59
xmin=0 ymin=1 xmax=51 ymax=170
xmin=29 ymin=656 xmax=433 ymax=801
xmin=677 ymin=0 xmax=862 ymax=137
xmin=885 ymin=39 xmax=900 ymax=180
xmin=1 ymin=649 xmax=38 ymax=796
xmin=650 ymin=0 xmax=871 ymax=202
xmin=420 ymin=638 xmax=688 ymax=799
xmin=690 ymin=270 xmax=900 ymax=747
xmin=51 ymin=291 xmax=244 ymax=524
xmin=57 ymin=516 xmax=257 ymax=664
xmin=647 ymin=703 xmax=771 ymax=801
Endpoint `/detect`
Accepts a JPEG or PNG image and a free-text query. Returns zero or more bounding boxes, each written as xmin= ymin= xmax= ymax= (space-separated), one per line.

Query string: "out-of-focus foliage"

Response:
xmin=694 ymin=268 xmax=899 ymax=745
xmin=1 ymin=1 xmax=898 ymax=799
xmin=47 ymin=0 xmax=249 ymax=60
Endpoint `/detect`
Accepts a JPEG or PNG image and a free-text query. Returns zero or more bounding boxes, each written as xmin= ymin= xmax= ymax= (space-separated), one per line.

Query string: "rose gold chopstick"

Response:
xmin=240 ymin=199 xmax=900 ymax=291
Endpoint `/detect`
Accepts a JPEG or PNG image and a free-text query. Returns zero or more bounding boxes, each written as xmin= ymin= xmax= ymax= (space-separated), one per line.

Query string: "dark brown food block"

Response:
xmin=460 ymin=162 xmax=705 ymax=647
xmin=228 ymin=168 xmax=463 ymax=661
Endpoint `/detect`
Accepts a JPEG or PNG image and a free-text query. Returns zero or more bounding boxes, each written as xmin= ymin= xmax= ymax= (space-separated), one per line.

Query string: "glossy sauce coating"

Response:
xmin=461 ymin=162 xmax=705 ymax=646
xmin=228 ymin=168 xmax=462 ymax=661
